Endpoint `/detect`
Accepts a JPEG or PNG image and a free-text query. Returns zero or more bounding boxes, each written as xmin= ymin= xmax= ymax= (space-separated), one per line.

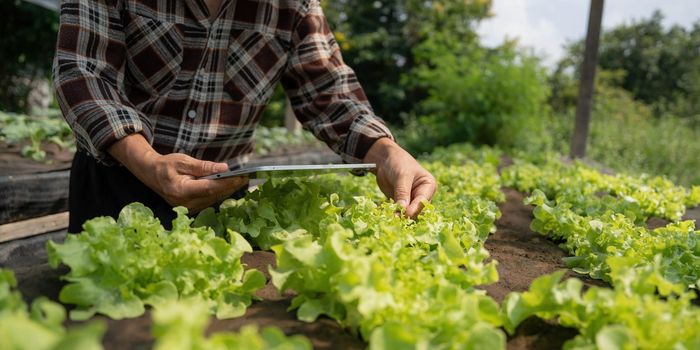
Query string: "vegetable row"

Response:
xmin=2 ymin=143 xmax=699 ymax=349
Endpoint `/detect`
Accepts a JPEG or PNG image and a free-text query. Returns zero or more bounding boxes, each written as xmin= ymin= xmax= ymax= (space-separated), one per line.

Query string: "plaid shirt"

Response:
xmin=53 ymin=0 xmax=393 ymax=166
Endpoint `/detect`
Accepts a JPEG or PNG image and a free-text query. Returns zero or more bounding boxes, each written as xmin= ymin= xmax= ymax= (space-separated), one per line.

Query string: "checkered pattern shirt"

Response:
xmin=53 ymin=0 xmax=393 ymax=166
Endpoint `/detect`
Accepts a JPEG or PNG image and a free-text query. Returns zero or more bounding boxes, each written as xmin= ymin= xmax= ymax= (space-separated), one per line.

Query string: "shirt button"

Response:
xmin=187 ymin=110 xmax=197 ymax=119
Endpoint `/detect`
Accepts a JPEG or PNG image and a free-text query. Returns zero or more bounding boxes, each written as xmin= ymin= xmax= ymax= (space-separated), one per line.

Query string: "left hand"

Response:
xmin=363 ymin=138 xmax=437 ymax=218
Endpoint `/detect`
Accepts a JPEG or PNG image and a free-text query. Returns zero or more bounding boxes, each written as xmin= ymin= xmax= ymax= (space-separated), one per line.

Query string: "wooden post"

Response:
xmin=571 ymin=0 xmax=604 ymax=159
xmin=284 ymin=98 xmax=301 ymax=133
xmin=0 ymin=212 xmax=68 ymax=243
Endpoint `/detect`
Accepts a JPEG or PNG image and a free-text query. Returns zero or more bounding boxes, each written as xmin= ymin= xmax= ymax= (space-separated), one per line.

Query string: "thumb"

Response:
xmin=393 ymin=174 xmax=413 ymax=209
xmin=184 ymin=157 xmax=229 ymax=177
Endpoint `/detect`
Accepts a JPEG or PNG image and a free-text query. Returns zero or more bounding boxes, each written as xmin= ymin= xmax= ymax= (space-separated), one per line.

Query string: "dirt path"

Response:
xmin=484 ymin=188 xmax=608 ymax=303
xmin=484 ymin=188 xmax=611 ymax=349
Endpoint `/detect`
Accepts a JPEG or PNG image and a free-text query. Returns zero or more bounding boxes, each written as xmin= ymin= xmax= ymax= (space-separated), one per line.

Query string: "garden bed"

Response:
xmin=0 ymin=186 xmax=633 ymax=350
xmin=3 ymin=143 xmax=698 ymax=349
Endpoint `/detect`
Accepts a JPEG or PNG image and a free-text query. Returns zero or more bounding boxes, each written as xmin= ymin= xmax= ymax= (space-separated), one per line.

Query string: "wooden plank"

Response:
xmin=571 ymin=0 xmax=605 ymax=158
xmin=0 ymin=212 xmax=69 ymax=243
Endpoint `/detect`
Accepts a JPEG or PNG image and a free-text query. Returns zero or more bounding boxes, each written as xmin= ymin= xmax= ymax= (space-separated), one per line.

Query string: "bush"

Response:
xmin=322 ymin=0 xmax=492 ymax=125
xmin=548 ymin=80 xmax=700 ymax=187
xmin=397 ymin=33 xmax=551 ymax=155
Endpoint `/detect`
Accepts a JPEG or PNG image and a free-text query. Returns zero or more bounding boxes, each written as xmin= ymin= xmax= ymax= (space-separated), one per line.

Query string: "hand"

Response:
xmin=147 ymin=153 xmax=248 ymax=213
xmin=108 ymin=134 xmax=247 ymax=213
xmin=363 ymin=138 xmax=437 ymax=218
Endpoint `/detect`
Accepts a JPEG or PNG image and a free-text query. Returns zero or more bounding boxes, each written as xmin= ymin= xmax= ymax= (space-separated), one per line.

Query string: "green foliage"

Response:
xmin=526 ymin=189 xmax=700 ymax=286
xmin=3 ymin=267 xmax=309 ymax=350
xmin=253 ymin=127 xmax=322 ymax=156
xmin=420 ymin=142 xmax=503 ymax=168
xmin=0 ymin=109 xmax=75 ymax=160
xmin=502 ymin=158 xmax=700 ymax=222
xmin=152 ymin=298 xmax=311 ymax=350
xmin=545 ymin=77 xmax=700 ymax=187
xmin=47 ymin=203 xmax=265 ymax=320
xmin=502 ymin=155 xmax=700 ymax=349
xmin=198 ymin=149 xmax=508 ymax=349
xmin=546 ymin=11 xmax=700 ymax=187
xmin=503 ymin=269 xmax=700 ymax=350
xmin=0 ymin=0 xmax=59 ymax=112
xmin=555 ymin=10 xmax=700 ymax=120
xmin=585 ymin=113 xmax=700 ymax=187
xmin=0 ymin=268 xmax=106 ymax=350
xmin=399 ymin=35 xmax=551 ymax=154
xmin=503 ymin=156 xmax=700 ymax=293
xmin=322 ymin=0 xmax=492 ymax=125
xmin=15 ymin=141 xmax=700 ymax=349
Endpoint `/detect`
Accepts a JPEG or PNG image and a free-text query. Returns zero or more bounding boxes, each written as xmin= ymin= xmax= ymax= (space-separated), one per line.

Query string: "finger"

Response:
xmin=180 ymin=156 xmax=229 ymax=177
xmin=179 ymin=176 xmax=247 ymax=199
xmin=406 ymin=176 xmax=437 ymax=218
xmin=393 ymin=173 xmax=413 ymax=209
xmin=180 ymin=177 xmax=248 ymax=212
xmin=405 ymin=195 xmax=427 ymax=219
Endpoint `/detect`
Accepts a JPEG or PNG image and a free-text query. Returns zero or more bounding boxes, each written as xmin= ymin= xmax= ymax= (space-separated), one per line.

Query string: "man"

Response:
xmin=53 ymin=0 xmax=436 ymax=233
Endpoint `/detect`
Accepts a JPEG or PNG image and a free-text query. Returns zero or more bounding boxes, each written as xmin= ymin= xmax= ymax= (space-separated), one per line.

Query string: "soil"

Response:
xmin=483 ymin=188 xmax=608 ymax=304
xmin=2 ymin=186 xmax=695 ymax=349
xmin=485 ymin=188 xmax=609 ymax=350
xmin=0 ymin=141 xmax=73 ymax=176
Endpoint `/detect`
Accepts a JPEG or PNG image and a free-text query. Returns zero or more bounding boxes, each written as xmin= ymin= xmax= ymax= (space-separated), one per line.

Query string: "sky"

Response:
xmin=477 ymin=0 xmax=700 ymax=67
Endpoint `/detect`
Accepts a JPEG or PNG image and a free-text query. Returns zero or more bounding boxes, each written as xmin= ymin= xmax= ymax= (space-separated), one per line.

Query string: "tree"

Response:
xmin=554 ymin=10 xmax=700 ymax=119
xmin=321 ymin=0 xmax=492 ymax=125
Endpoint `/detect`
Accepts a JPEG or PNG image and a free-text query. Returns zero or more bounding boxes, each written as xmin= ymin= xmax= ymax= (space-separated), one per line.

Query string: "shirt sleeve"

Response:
xmin=280 ymin=0 xmax=394 ymax=163
xmin=52 ymin=0 xmax=153 ymax=162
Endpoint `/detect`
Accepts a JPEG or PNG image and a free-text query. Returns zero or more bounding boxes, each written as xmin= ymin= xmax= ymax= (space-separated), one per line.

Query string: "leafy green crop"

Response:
xmin=501 ymin=154 xmax=700 ymax=348
xmin=502 ymin=158 xmax=700 ymax=222
xmin=0 ymin=109 xmax=75 ymax=161
xmin=525 ymin=189 xmax=700 ymax=290
xmin=3 ymin=267 xmax=310 ymax=350
xmin=198 ymin=151 xmax=509 ymax=349
xmin=152 ymin=297 xmax=311 ymax=350
xmin=503 ymin=267 xmax=700 ymax=350
xmin=47 ymin=203 xmax=265 ymax=320
xmin=419 ymin=142 xmax=503 ymax=169
xmin=40 ymin=142 xmax=700 ymax=349
xmin=503 ymin=157 xmax=700 ymax=293
xmin=0 ymin=268 xmax=106 ymax=350
xmin=253 ymin=127 xmax=323 ymax=156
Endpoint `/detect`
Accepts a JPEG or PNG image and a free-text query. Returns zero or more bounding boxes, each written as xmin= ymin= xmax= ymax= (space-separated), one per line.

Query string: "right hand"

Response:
xmin=109 ymin=134 xmax=247 ymax=213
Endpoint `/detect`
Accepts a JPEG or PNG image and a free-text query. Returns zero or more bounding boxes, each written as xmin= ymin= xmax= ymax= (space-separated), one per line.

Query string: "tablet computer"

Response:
xmin=199 ymin=163 xmax=376 ymax=180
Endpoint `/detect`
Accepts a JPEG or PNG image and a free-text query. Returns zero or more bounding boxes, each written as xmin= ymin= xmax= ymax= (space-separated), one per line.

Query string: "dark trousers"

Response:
xmin=68 ymin=151 xmax=244 ymax=233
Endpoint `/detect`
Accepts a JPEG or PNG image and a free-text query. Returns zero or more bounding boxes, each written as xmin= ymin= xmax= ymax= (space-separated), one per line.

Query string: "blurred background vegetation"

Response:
xmin=1 ymin=0 xmax=699 ymax=185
